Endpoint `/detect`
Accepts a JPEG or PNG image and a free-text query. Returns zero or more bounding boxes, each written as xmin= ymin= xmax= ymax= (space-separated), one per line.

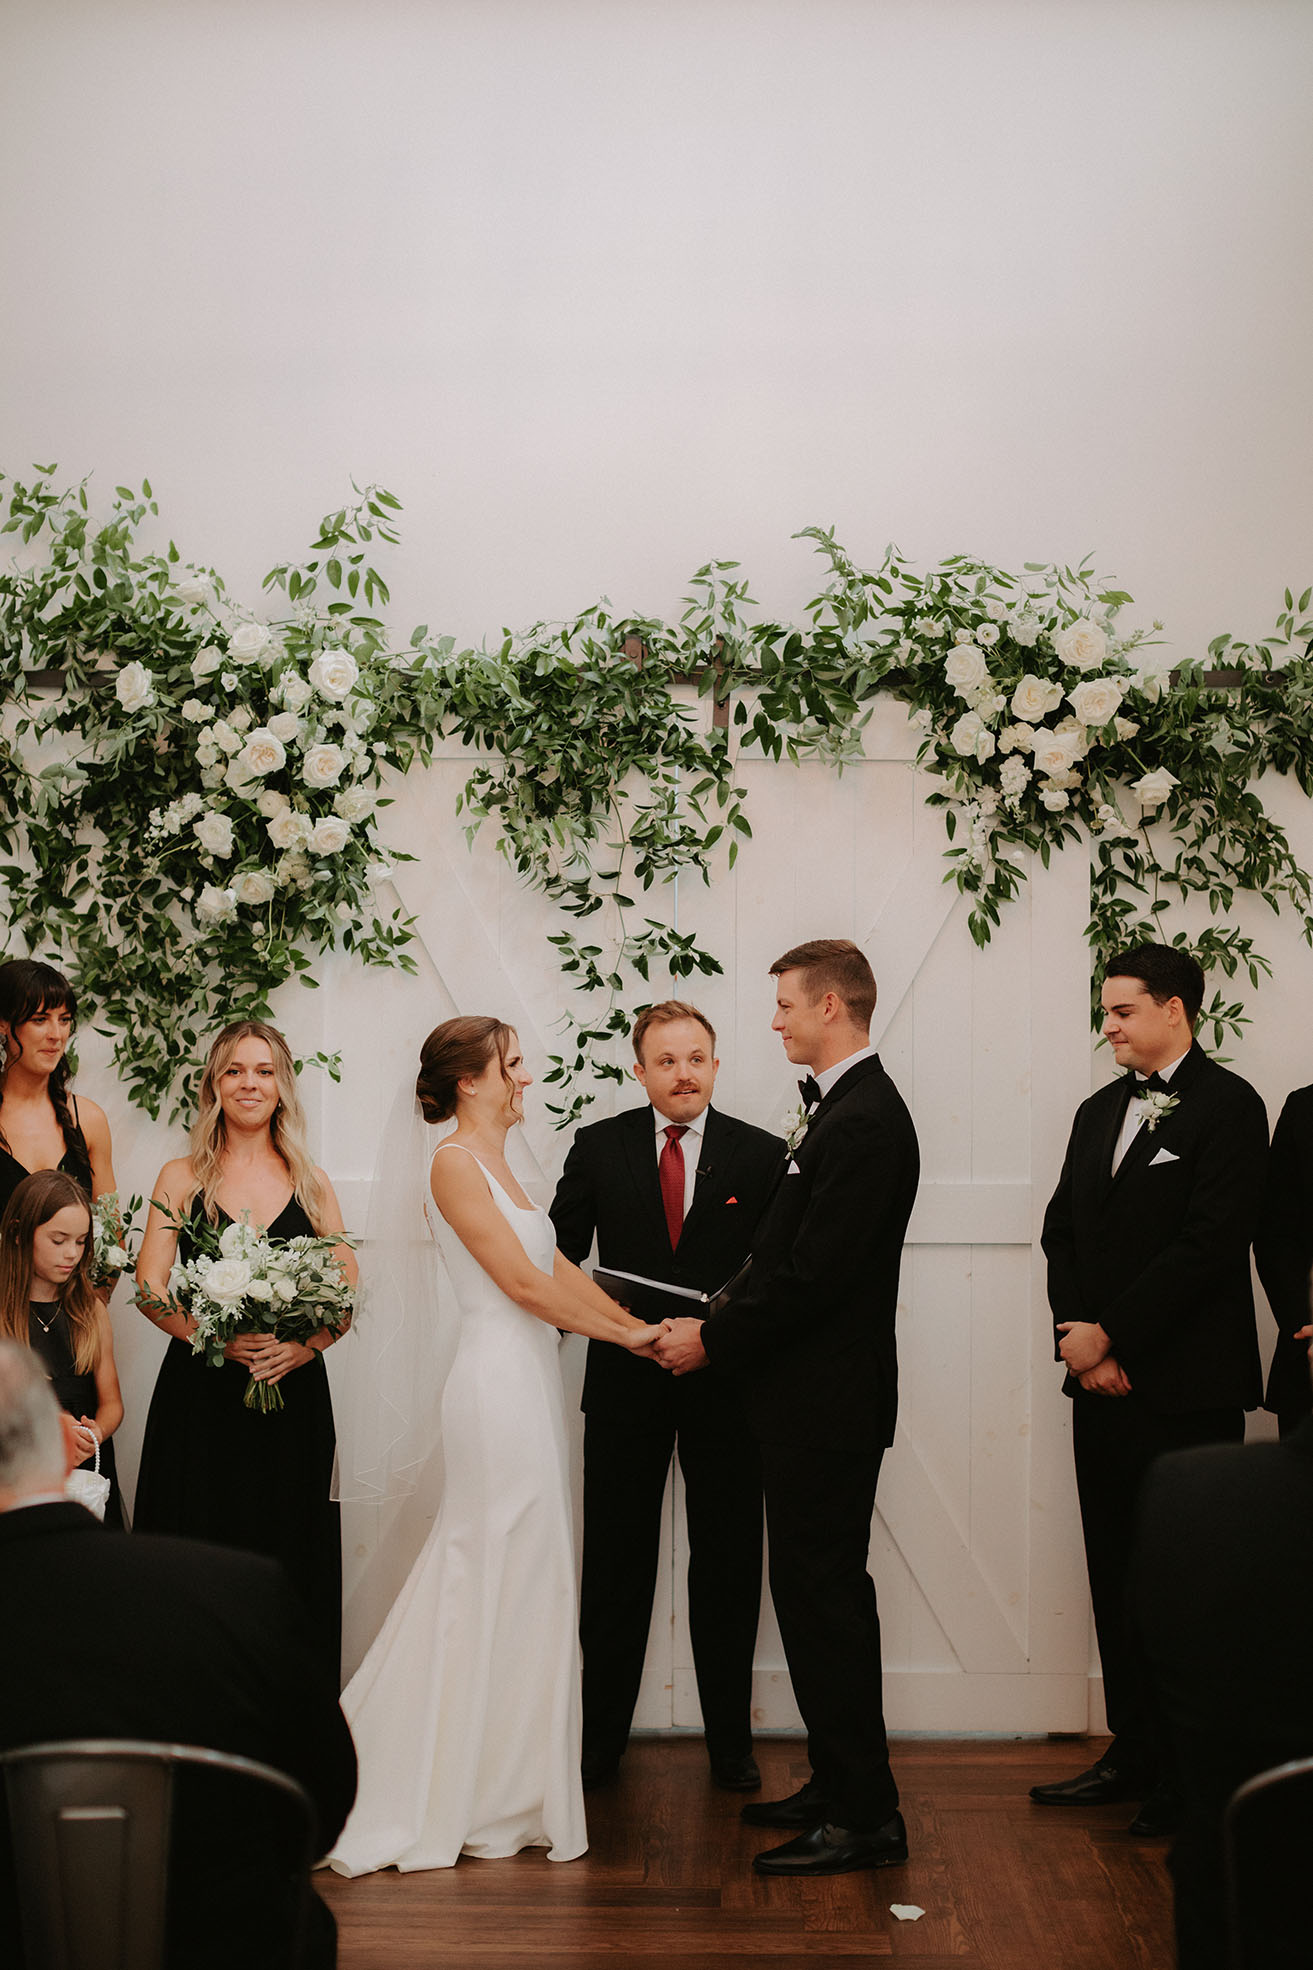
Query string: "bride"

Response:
xmin=327 ymin=1016 xmax=666 ymax=1874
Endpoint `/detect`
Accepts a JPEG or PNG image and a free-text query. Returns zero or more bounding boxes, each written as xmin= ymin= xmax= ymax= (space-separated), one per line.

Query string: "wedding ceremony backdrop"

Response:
xmin=3 ymin=0 xmax=1312 ymax=1735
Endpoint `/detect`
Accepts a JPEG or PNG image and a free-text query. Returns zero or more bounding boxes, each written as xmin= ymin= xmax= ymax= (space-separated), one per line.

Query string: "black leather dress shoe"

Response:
xmin=1127 ymin=1783 xmax=1182 ymax=1837
xmin=752 ymin=1812 xmax=909 ymax=1876
xmin=1029 ymin=1760 xmax=1152 ymax=1806
xmin=710 ymin=1753 xmax=762 ymax=1791
xmin=741 ymin=1780 xmax=829 ymax=1828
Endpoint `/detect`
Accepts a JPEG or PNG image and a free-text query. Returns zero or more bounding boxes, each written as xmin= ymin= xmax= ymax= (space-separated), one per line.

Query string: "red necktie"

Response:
xmin=659 ymin=1125 xmax=688 ymax=1250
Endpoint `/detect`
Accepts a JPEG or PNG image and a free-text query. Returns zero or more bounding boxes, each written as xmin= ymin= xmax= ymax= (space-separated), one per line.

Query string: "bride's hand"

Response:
xmin=621 ymin=1320 xmax=671 ymax=1358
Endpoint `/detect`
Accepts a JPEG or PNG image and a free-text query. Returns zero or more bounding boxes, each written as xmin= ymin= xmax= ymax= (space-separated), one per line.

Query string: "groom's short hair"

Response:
xmin=1105 ymin=943 xmax=1206 ymax=1027
xmin=631 ymin=1001 xmax=717 ymax=1062
xmin=770 ymin=940 xmax=877 ymax=1028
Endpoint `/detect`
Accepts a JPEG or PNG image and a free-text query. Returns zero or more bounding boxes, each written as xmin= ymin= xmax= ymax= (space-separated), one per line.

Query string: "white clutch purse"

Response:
xmin=65 ymin=1440 xmax=111 ymax=1521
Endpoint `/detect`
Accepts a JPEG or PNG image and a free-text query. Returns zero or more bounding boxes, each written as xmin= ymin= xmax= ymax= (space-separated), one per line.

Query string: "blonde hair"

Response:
xmin=0 ymin=1170 xmax=99 ymax=1376
xmin=188 ymin=1022 xmax=324 ymax=1229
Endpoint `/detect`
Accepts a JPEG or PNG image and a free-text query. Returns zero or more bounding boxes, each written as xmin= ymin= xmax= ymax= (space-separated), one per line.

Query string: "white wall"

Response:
xmin=2 ymin=0 xmax=1311 ymax=653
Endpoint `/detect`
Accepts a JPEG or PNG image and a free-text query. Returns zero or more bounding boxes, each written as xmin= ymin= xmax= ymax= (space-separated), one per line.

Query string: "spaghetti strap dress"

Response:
xmin=133 ymin=1194 xmax=342 ymax=1673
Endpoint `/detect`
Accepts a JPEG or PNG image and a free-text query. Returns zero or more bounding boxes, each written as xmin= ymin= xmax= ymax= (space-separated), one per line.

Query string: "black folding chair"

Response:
xmin=1223 ymin=1754 xmax=1313 ymax=1970
xmin=0 ymin=1738 xmax=316 ymax=1970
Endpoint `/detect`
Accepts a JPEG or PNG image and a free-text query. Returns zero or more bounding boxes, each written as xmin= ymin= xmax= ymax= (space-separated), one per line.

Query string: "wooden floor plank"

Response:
xmin=318 ymin=1736 xmax=1174 ymax=1968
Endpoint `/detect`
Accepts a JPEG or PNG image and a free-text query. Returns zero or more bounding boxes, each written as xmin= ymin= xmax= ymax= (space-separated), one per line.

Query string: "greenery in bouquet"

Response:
xmin=88 ymin=1189 xmax=141 ymax=1289
xmin=136 ymin=1208 xmax=356 ymax=1414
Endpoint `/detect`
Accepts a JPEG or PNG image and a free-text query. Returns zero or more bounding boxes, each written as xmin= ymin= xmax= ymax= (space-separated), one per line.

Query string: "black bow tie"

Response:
xmin=798 ymin=1076 xmax=821 ymax=1109
xmin=1133 ymin=1072 xmax=1172 ymax=1095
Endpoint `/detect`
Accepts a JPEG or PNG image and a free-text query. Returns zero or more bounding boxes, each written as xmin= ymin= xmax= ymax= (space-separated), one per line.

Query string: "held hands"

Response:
xmin=653 ymin=1316 xmax=709 ymax=1377
xmin=622 ymin=1321 xmax=672 ymax=1361
xmin=1057 ymin=1320 xmax=1112 ymax=1376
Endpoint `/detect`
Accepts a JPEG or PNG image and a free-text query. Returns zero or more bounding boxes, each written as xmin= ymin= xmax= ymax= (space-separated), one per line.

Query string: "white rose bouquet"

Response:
xmin=137 ymin=1209 xmax=356 ymax=1413
xmin=89 ymin=1191 xmax=142 ymax=1289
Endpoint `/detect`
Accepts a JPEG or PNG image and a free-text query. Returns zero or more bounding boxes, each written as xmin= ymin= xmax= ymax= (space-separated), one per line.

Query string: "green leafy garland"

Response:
xmin=2 ymin=467 xmax=1310 ymax=1124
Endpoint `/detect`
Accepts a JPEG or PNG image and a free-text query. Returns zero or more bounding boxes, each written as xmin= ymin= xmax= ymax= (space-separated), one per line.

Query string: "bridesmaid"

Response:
xmin=0 ymin=960 xmax=116 ymax=1222
xmin=133 ymin=1020 xmax=356 ymax=1673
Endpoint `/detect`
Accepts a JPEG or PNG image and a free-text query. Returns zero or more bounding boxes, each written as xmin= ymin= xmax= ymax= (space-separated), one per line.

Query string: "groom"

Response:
xmin=656 ymin=938 xmax=919 ymax=1875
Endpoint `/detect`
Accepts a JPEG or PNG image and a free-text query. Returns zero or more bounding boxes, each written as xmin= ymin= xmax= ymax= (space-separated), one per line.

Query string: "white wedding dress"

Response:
xmin=327 ymin=1145 xmax=588 ymax=1872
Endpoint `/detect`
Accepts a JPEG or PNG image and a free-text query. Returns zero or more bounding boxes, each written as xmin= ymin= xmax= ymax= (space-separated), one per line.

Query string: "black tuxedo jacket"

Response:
xmin=1254 ymin=1083 xmax=1313 ymax=1419
xmin=701 ymin=1055 xmax=920 ymax=1452
xmin=0 ymin=1503 xmax=357 ymax=1967
xmin=1042 ymin=1043 xmax=1267 ymax=1412
xmin=551 ymin=1102 xmax=785 ymax=1424
xmin=1132 ymin=1419 xmax=1313 ymax=1968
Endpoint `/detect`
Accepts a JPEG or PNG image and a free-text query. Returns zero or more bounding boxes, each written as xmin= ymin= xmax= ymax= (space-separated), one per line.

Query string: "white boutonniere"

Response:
xmin=784 ymin=1102 xmax=810 ymax=1153
xmin=1139 ymin=1090 xmax=1179 ymax=1133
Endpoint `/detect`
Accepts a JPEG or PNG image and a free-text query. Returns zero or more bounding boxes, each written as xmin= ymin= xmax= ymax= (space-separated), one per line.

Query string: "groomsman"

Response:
xmin=1034 ymin=943 xmax=1268 ymax=1835
xmin=1254 ymin=1081 xmax=1313 ymax=1436
xmin=550 ymin=1001 xmax=784 ymax=1791
xmin=657 ymin=940 xmax=920 ymax=1876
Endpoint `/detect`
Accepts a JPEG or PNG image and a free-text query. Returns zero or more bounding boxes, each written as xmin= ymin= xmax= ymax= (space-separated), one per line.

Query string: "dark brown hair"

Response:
xmin=1105 ymin=943 xmax=1206 ymax=1028
xmin=417 ymin=1017 xmax=515 ymax=1123
xmin=0 ymin=960 xmax=86 ymax=1168
xmin=0 ymin=1169 xmax=99 ymax=1375
xmin=630 ymin=1001 xmax=716 ymax=1063
xmin=769 ymin=938 xmax=877 ymax=1028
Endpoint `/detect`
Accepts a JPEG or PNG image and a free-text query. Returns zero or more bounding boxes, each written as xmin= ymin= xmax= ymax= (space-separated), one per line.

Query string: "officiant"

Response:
xmin=550 ymin=1001 xmax=784 ymax=1793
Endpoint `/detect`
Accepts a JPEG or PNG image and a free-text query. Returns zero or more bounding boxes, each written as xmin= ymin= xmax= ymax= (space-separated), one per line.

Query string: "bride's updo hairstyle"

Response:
xmin=417 ymin=1017 xmax=514 ymax=1123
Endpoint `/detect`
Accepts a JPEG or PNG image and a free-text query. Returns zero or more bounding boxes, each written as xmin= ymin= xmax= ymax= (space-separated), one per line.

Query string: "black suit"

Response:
xmin=0 ymin=1503 xmax=357 ymax=1969
xmin=1133 ymin=1419 xmax=1313 ymax=1969
xmin=701 ymin=1055 xmax=920 ymax=1829
xmin=1254 ymin=1083 xmax=1313 ymax=1432
xmin=551 ymin=1101 xmax=784 ymax=1768
xmin=1042 ymin=1042 xmax=1268 ymax=1765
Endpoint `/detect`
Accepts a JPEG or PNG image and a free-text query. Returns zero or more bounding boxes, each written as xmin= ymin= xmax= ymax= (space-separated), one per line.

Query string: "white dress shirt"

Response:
xmin=653 ymin=1104 xmax=708 ymax=1220
xmin=1111 ymin=1047 xmax=1190 ymax=1175
xmin=814 ymin=1042 xmax=879 ymax=1102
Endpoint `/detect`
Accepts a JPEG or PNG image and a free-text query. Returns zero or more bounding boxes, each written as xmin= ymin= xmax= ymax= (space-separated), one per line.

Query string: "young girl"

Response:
xmin=0 ymin=1169 xmax=126 ymax=1526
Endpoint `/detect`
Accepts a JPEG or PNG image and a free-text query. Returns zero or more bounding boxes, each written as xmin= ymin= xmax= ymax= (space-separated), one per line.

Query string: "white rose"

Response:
xmin=278 ymin=672 xmax=314 ymax=712
xmin=1011 ymin=615 xmax=1042 ymax=648
xmin=302 ymin=743 xmax=348 ymax=789
xmin=221 ymin=671 xmax=238 ymax=691
xmin=267 ymin=808 xmax=313 ymax=850
xmin=234 ymin=867 xmax=277 ymax=906
xmin=953 ymin=627 xmax=977 ymax=646
xmin=196 ymin=746 xmax=219 ymax=768
xmin=307 ymin=648 xmax=359 ymax=701
xmin=211 ymin=720 xmax=243 ymax=756
xmin=950 ymin=711 xmax=987 ymax=758
xmin=1031 ymin=729 xmax=1085 ymax=778
xmin=1130 ymin=768 xmax=1179 ymax=809
xmin=267 ymin=711 xmax=301 ymax=743
xmin=998 ymin=723 xmax=1035 ymax=755
xmin=218 ymin=1222 xmax=253 ymax=1258
xmin=975 ymin=622 xmax=1000 ymax=647
xmin=195 ymin=882 xmax=237 ymax=925
xmin=181 ymin=698 xmax=209 ymax=723
xmin=276 ymin=851 xmax=312 ymax=891
xmin=309 ymin=816 xmax=351 ymax=855
xmin=257 ymin=788 xmax=290 ymax=818
xmin=247 ymin=1278 xmax=275 ymax=1302
xmin=985 ymin=597 xmax=1008 ymax=622
xmin=239 ymin=728 xmax=287 ymax=778
xmin=175 ymin=574 xmax=212 ymax=607
xmin=227 ymin=705 xmax=253 ymax=734
xmin=191 ymin=644 xmax=224 ymax=680
xmin=333 ymin=786 xmax=377 ymax=822
xmin=273 ymin=1276 xmax=298 ymax=1303
xmin=1011 ymin=674 xmax=1063 ymax=723
xmin=1053 ymin=618 xmax=1108 ymax=672
xmin=944 ymin=645 xmax=989 ymax=695
xmin=200 ymin=1257 xmax=252 ymax=1304
xmin=915 ymin=616 xmax=946 ymax=638
xmin=193 ymin=810 xmax=235 ymax=858
xmin=1133 ymin=669 xmax=1165 ymax=704
xmin=1040 ymin=788 xmax=1071 ymax=812
xmin=228 ymin=622 xmax=273 ymax=665
xmin=1114 ymin=716 xmax=1140 ymax=742
xmin=1068 ymin=677 xmax=1125 ymax=728
xmin=115 ymin=660 xmax=154 ymax=712
xmin=974 ymin=727 xmax=996 ymax=763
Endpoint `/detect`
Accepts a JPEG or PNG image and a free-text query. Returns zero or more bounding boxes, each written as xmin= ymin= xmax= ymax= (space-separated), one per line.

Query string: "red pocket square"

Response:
xmin=725 ymin=1196 xmax=738 ymax=1205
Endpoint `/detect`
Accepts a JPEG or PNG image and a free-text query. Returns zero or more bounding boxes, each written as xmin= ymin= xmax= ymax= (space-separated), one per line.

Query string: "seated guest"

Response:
xmin=1254 ymin=1082 xmax=1313 ymax=1434
xmin=0 ymin=1341 xmax=356 ymax=1969
xmin=1132 ymin=1361 xmax=1313 ymax=1969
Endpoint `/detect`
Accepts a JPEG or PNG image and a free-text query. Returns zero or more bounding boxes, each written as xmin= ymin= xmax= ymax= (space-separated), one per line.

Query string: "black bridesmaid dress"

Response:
xmin=0 ymin=1098 xmax=95 ymax=1220
xmin=133 ymin=1195 xmax=342 ymax=1674
xmin=27 ymin=1299 xmax=126 ymax=1530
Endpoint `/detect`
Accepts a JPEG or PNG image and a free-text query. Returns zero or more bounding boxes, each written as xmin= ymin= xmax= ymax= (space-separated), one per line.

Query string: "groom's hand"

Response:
xmin=1057 ymin=1320 xmax=1111 ymax=1374
xmin=654 ymin=1316 xmax=708 ymax=1377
